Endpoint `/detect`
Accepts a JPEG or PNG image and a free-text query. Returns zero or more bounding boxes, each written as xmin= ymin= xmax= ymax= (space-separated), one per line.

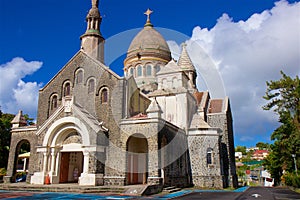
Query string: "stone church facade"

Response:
xmin=5 ymin=0 xmax=237 ymax=190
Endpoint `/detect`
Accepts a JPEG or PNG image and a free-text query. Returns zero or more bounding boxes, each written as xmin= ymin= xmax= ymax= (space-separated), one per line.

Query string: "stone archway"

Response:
xmin=31 ymin=117 xmax=93 ymax=185
xmin=126 ymin=134 xmax=148 ymax=185
xmin=13 ymin=140 xmax=30 ymax=182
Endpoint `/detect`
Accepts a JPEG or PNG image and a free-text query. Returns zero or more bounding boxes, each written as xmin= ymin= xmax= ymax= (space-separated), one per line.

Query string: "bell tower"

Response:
xmin=80 ymin=0 xmax=105 ymax=63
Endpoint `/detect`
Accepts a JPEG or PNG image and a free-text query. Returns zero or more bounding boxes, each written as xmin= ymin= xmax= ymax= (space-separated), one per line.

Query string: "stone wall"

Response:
xmin=207 ymin=108 xmax=237 ymax=188
xmin=37 ymin=51 xmax=122 ymax=127
xmin=192 ymin=175 xmax=224 ymax=188
xmin=187 ymin=129 xmax=223 ymax=188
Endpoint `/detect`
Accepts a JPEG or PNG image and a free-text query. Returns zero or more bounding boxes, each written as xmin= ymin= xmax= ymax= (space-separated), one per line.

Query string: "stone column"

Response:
xmin=50 ymin=148 xmax=57 ymax=175
xmin=83 ymin=151 xmax=90 ymax=174
xmin=42 ymin=151 xmax=49 ymax=174
xmin=147 ymin=137 xmax=162 ymax=185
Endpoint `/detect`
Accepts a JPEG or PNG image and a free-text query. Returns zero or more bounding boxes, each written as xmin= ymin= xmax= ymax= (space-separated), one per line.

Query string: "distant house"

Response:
xmin=246 ymin=147 xmax=259 ymax=152
xmin=235 ymin=152 xmax=243 ymax=159
xmin=252 ymin=150 xmax=269 ymax=160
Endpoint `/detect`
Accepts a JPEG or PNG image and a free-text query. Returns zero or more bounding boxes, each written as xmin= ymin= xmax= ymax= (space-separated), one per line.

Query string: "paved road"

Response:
xmin=172 ymin=187 xmax=300 ymax=200
xmin=1 ymin=187 xmax=299 ymax=199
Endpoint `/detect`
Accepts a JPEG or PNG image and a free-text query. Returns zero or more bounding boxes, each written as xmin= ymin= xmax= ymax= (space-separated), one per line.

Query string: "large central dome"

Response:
xmin=123 ymin=9 xmax=172 ymax=94
xmin=124 ymin=19 xmax=171 ymax=66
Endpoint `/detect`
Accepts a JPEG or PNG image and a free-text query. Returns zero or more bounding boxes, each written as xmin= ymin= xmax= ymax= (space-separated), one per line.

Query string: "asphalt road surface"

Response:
xmin=173 ymin=187 xmax=300 ymax=200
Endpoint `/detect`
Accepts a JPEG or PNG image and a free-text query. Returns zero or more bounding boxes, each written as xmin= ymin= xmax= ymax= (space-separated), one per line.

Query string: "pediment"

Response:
xmin=36 ymin=96 xmax=108 ymax=136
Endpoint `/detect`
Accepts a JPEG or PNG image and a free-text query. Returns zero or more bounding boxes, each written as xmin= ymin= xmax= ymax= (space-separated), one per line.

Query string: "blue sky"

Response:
xmin=0 ymin=0 xmax=299 ymax=147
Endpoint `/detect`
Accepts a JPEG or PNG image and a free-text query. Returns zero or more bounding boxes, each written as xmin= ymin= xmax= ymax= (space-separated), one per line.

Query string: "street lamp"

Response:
xmin=292 ymin=154 xmax=298 ymax=176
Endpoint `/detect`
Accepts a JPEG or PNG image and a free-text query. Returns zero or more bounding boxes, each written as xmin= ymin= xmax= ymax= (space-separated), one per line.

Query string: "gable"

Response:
xmin=37 ymin=50 xmax=122 ymax=126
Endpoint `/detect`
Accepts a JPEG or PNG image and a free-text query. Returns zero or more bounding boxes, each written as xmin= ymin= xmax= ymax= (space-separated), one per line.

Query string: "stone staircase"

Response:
xmin=163 ymin=186 xmax=182 ymax=193
xmin=0 ymin=183 xmax=126 ymax=194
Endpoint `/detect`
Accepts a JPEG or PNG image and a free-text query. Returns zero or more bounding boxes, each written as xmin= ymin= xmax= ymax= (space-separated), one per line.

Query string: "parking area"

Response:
xmin=172 ymin=187 xmax=300 ymax=200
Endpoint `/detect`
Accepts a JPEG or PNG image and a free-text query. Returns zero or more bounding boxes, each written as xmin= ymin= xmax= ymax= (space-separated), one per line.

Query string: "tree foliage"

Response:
xmin=256 ymin=142 xmax=270 ymax=150
xmin=235 ymin=145 xmax=247 ymax=155
xmin=263 ymin=71 xmax=300 ymax=186
xmin=0 ymin=109 xmax=33 ymax=169
xmin=0 ymin=109 xmax=14 ymax=169
xmin=23 ymin=114 xmax=34 ymax=125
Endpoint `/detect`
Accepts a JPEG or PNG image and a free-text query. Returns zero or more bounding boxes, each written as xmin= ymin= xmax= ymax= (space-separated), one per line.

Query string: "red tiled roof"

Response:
xmin=209 ymin=99 xmax=223 ymax=113
xmin=253 ymin=150 xmax=269 ymax=155
xmin=130 ymin=113 xmax=148 ymax=119
xmin=193 ymin=92 xmax=204 ymax=105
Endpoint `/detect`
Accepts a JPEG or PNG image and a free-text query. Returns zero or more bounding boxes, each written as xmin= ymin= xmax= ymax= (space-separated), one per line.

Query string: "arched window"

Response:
xmin=155 ymin=65 xmax=161 ymax=74
xmin=137 ymin=65 xmax=142 ymax=77
xmin=76 ymin=70 xmax=83 ymax=84
xmin=64 ymin=82 xmax=71 ymax=96
xmin=51 ymin=95 xmax=58 ymax=110
xmin=88 ymin=79 xmax=95 ymax=93
xmin=101 ymin=88 xmax=108 ymax=103
xmin=146 ymin=65 xmax=152 ymax=76
xmin=207 ymin=148 xmax=213 ymax=165
xmin=130 ymin=68 xmax=134 ymax=76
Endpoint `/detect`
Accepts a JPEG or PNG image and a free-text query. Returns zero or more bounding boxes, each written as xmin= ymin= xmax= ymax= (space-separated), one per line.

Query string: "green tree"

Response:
xmin=23 ymin=114 xmax=34 ymax=125
xmin=256 ymin=142 xmax=270 ymax=150
xmin=263 ymin=71 xmax=300 ymax=185
xmin=0 ymin=109 xmax=15 ymax=169
xmin=235 ymin=145 xmax=247 ymax=155
xmin=0 ymin=109 xmax=33 ymax=169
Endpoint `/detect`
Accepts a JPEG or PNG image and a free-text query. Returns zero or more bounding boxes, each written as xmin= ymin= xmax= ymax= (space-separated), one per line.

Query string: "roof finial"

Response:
xmin=92 ymin=0 xmax=99 ymax=8
xmin=144 ymin=8 xmax=153 ymax=27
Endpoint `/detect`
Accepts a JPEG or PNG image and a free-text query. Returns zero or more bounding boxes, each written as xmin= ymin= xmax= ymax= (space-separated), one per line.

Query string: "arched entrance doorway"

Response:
xmin=14 ymin=140 xmax=30 ymax=182
xmin=58 ymin=132 xmax=84 ymax=183
xmin=30 ymin=116 xmax=94 ymax=185
xmin=126 ymin=134 xmax=148 ymax=185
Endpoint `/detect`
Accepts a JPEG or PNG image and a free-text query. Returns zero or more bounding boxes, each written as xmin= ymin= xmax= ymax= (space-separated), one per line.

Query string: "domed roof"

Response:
xmin=124 ymin=24 xmax=171 ymax=66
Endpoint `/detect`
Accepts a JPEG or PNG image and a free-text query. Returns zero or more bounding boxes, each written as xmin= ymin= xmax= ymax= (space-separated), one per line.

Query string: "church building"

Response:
xmin=5 ymin=0 xmax=237 ymax=191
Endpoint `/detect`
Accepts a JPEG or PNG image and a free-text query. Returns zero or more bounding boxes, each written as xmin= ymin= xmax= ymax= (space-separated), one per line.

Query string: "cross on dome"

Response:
xmin=144 ymin=9 xmax=153 ymax=21
xmin=144 ymin=8 xmax=153 ymax=27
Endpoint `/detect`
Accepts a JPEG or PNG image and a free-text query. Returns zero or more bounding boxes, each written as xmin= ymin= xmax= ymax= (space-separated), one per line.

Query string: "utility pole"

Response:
xmin=292 ymin=154 xmax=298 ymax=176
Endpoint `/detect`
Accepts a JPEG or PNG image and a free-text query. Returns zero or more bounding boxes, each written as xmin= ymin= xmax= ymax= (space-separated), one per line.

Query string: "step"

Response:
xmin=163 ymin=186 xmax=181 ymax=193
xmin=163 ymin=186 xmax=176 ymax=191
xmin=167 ymin=188 xmax=181 ymax=193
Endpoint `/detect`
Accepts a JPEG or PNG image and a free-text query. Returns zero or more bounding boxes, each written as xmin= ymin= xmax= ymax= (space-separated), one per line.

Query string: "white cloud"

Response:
xmin=176 ymin=0 xmax=300 ymax=145
xmin=0 ymin=57 xmax=42 ymax=118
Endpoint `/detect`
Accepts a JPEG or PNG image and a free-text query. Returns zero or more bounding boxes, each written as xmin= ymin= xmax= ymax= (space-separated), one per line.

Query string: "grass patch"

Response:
xmin=293 ymin=188 xmax=300 ymax=193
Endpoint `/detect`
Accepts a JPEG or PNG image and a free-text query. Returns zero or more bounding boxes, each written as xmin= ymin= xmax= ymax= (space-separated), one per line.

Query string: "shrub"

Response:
xmin=15 ymin=172 xmax=26 ymax=179
xmin=283 ymin=172 xmax=300 ymax=188
xmin=0 ymin=168 xmax=6 ymax=175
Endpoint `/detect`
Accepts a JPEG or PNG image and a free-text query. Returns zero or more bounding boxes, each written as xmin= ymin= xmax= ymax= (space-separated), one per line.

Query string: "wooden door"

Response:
xmin=127 ymin=154 xmax=139 ymax=184
xmin=59 ymin=152 xmax=69 ymax=183
xmin=132 ymin=154 xmax=139 ymax=184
